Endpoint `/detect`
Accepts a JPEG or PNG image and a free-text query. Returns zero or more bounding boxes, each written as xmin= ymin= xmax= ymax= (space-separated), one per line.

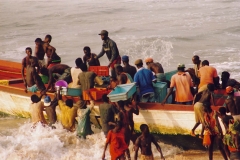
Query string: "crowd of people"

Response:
xmin=22 ymin=30 xmax=240 ymax=160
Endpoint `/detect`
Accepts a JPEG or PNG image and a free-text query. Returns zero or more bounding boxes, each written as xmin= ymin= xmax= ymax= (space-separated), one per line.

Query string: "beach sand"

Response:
xmin=167 ymin=151 xmax=224 ymax=160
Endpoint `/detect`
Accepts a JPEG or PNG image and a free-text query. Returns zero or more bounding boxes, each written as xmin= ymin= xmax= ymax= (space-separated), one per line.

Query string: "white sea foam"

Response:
xmin=0 ymin=121 xmax=182 ymax=160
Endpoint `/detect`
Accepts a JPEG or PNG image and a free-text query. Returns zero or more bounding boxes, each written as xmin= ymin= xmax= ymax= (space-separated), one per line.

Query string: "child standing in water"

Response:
xmin=102 ymin=121 xmax=128 ymax=160
xmin=134 ymin=124 xmax=164 ymax=160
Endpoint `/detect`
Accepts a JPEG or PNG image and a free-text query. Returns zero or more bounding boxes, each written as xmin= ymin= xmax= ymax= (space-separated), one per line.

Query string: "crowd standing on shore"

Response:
xmin=22 ymin=30 xmax=240 ymax=160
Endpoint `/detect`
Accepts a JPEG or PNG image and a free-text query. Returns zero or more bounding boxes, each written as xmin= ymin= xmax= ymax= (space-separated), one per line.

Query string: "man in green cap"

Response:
xmin=95 ymin=30 xmax=121 ymax=78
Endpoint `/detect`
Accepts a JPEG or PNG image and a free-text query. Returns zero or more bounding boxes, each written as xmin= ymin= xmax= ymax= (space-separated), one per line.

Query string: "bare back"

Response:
xmin=149 ymin=62 xmax=164 ymax=74
xmin=35 ymin=44 xmax=45 ymax=60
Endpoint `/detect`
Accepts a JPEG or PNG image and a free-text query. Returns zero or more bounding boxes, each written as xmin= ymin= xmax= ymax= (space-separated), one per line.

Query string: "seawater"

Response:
xmin=0 ymin=0 xmax=239 ymax=76
xmin=0 ymin=118 xmax=182 ymax=160
xmin=0 ymin=0 xmax=240 ymax=159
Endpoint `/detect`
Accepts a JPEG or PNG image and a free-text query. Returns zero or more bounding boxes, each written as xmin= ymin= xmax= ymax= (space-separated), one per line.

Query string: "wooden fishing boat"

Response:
xmin=0 ymin=60 xmax=227 ymax=135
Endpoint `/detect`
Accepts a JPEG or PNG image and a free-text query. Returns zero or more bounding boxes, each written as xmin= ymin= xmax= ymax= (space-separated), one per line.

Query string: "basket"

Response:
xmin=107 ymin=83 xmax=136 ymax=102
xmin=165 ymin=70 xmax=177 ymax=81
xmin=67 ymin=88 xmax=82 ymax=96
xmin=83 ymin=88 xmax=110 ymax=100
xmin=88 ymin=66 xmax=109 ymax=76
xmin=153 ymin=82 xmax=167 ymax=103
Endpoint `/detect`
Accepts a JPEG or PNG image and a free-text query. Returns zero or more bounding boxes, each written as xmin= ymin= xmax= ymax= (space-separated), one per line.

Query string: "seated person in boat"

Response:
xmin=198 ymin=60 xmax=219 ymax=92
xmin=145 ymin=57 xmax=165 ymax=82
xmin=107 ymin=76 xmax=118 ymax=89
xmin=34 ymin=38 xmax=46 ymax=68
xmin=22 ymin=47 xmax=39 ymax=83
xmin=221 ymin=71 xmax=240 ymax=90
xmin=134 ymin=59 xmax=156 ymax=103
xmin=223 ymin=86 xmax=240 ymax=116
xmin=40 ymin=64 xmax=71 ymax=92
xmin=162 ymin=64 xmax=194 ymax=105
xmin=29 ymin=94 xmax=47 ymax=126
xmin=25 ymin=59 xmax=46 ymax=93
xmin=46 ymin=48 xmax=61 ymax=69
xmin=44 ymin=95 xmax=58 ymax=127
xmin=78 ymin=63 xmax=97 ymax=91
xmin=115 ymin=65 xmax=133 ymax=84
xmin=83 ymin=46 xmax=100 ymax=66
xmin=99 ymin=94 xmax=115 ymax=137
xmin=68 ymin=58 xmax=82 ymax=89
xmin=134 ymin=124 xmax=165 ymax=160
xmin=57 ymin=86 xmax=77 ymax=132
xmin=122 ymin=55 xmax=137 ymax=80
xmin=191 ymin=83 xmax=215 ymax=138
xmin=76 ymin=91 xmax=94 ymax=139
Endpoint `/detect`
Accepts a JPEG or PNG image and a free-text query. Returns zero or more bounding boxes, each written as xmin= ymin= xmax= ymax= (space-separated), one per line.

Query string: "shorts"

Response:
xmin=27 ymin=84 xmax=38 ymax=93
xmin=140 ymin=154 xmax=154 ymax=160
xmin=47 ymin=62 xmax=60 ymax=69
xmin=141 ymin=93 xmax=155 ymax=103
xmin=109 ymin=56 xmax=121 ymax=69
xmin=198 ymin=84 xmax=208 ymax=93
xmin=38 ymin=59 xmax=46 ymax=67
xmin=175 ymin=101 xmax=193 ymax=105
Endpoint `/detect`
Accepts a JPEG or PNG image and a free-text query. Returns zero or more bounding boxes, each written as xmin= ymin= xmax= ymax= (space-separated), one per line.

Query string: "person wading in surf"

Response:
xmin=134 ymin=124 xmax=165 ymax=160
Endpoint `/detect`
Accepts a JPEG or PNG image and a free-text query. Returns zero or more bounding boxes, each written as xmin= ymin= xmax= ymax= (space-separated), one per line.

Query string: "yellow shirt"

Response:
xmin=58 ymin=100 xmax=77 ymax=131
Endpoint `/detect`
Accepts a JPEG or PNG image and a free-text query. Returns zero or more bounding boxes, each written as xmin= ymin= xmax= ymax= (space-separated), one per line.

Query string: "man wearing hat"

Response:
xmin=96 ymin=30 xmax=121 ymax=78
xmin=122 ymin=55 xmax=137 ymax=80
xmin=44 ymin=95 xmax=58 ymax=126
xmin=134 ymin=59 xmax=156 ymax=102
xmin=145 ymin=57 xmax=165 ymax=82
xmin=162 ymin=64 xmax=194 ymax=105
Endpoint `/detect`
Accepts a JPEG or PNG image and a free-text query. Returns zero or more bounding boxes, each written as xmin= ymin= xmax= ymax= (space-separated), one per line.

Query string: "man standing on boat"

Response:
xmin=191 ymin=55 xmax=202 ymax=86
xmin=162 ymin=64 xmax=194 ymax=105
xmin=122 ymin=55 xmax=137 ymax=80
xmin=21 ymin=47 xmax=40 ymax=90
xmin=42 ymin=35 xmax=61 ymax=68
xmin=34 ymin=38 xmax=46 ymax=68
xmin=95 ymin=30 xmax=121 ymax=78
xmin=145 ymin=57 xmax=165 ymax=82
xmin=25 ymin=59 xmax=46 ymax=93
xmin=134 ymin=59 xmax=156 ymax=102
xmin=198 ymin=60 xmax=219 ymax=92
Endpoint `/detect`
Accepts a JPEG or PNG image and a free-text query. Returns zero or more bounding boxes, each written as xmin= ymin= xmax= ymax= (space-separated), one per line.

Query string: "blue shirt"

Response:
xmin=134 ymin=67 xmax=156 ymax=96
